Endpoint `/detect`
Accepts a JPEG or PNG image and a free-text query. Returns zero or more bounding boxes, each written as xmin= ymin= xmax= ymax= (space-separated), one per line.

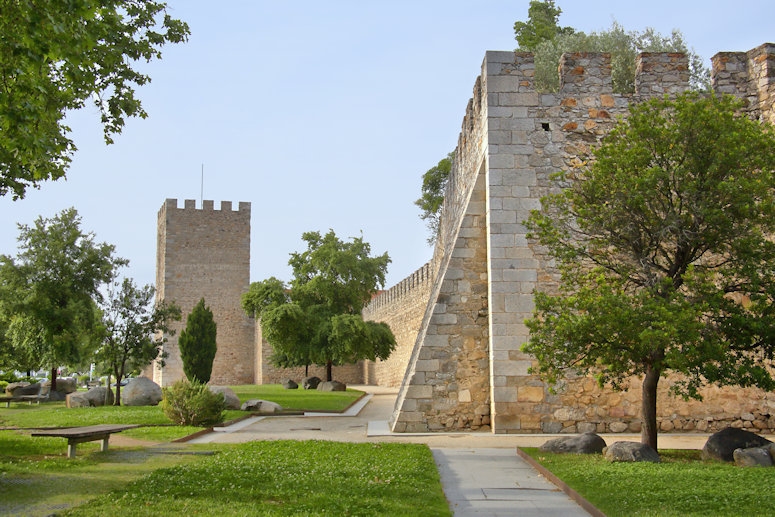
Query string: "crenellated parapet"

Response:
xmin=162 ymin=198 xmax=251 ymax=213
xmin=363 ymin=263 xmax=434 ymax=314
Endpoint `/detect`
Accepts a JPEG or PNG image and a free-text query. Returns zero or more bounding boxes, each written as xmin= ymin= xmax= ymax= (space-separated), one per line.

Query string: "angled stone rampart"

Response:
xmin=380 ymin=44 xmax=775 ymax=434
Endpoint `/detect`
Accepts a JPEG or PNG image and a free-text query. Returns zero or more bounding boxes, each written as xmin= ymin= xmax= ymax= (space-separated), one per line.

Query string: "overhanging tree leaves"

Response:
xmin=415 ymin=152 xmax=454 ymax=246
xmin=513 ymin=1 xmax=708 ymax=92
xmin=524 ymin=92 xmax=775 ymax=451
xmin=0 ymin=208 xmax=126 ymax=388
xmin=241 ymin=230 xmax=396 ymax=381
xmin=0 ymin=0 xmax=190 ymax=199
xmin=513 ymin=0 xmax=574 ymax=51
xmin=96 ymin=278 xmax=181 ymax=405
xmin=178 ymin=298 xmax=217 ymax=384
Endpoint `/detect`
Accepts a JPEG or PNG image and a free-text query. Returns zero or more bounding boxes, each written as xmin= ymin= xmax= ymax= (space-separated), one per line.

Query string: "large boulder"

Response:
xmin=317 ymin=381 xmax=346 ymax=392
xmin=702 ymin=427 xmax=773 ymax=462
xmin=282 ymin=379 xmax=299 ymax=390
xmin=66 ymin=392 xmax=90 ymax=408
xmin=45 ymin=378 xmax=77 ymax=394
xmin=733 ymin=446 xmax=774 ymax=467
xmin=7 ymin=382 xmax=37 ymax=396
xmin=302 ymin=376 xmax=321 ymax=390
xmin=603 ymin=441 xmax=660 ymax=463
xmin=241 ymin=399 xmax=283 ymax=413
xmin=67 ymin=387 xmax=114 ymax=407
xmin=539 ymin=432 xmax=607 ymax=454
xmin=209 ymin=386 xmax=241 ymax=410
xmin=121 ymin=377 xmax=163 ymax=406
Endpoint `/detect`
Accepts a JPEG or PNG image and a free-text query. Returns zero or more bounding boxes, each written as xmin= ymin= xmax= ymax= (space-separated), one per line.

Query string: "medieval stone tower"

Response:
xmin=153 ymin=199 xmax=255 ymax=386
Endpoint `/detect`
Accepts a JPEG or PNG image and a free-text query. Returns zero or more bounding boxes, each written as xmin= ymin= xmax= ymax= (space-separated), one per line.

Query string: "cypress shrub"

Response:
xmin=178 ymin=298 xmax=217 ymax=383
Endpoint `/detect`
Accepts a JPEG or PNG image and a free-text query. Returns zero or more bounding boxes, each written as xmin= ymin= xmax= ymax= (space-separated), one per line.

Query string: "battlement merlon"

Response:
xmin=712 ymin=43 xmax=775 ymax=124
xmin=160 ymin=198 xmax=251 ymax=214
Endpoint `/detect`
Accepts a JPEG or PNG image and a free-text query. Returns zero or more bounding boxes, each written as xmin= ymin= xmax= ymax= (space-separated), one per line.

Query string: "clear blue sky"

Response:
xmin=1 ymin=1 xmax=773 ymax=290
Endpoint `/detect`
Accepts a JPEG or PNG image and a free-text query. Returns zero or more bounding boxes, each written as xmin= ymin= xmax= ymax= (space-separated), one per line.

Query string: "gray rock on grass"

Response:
xmin=121 ymin=377 xmax=163 ymax=406
xmin=603 ymin=441 xmax=660 ymax=463
xmin=67 ymin=386 xmax=114 ymax=407
xmin=282 ymin=379 xmax=299 ymax=390
xmin=317 ymin=381 xmax=346 ymax=392
xmin=702 ymin=427 xmax=773 ymax=462
xmin=539 ymin=432 xmax=607 ymax=454
xmin=209 ymin=386 xmax=242 ymax=409
xmin=733 ymin=446 xmax=774 ymax=467
xmin=241 ymin=399 xmax=283 ymax=413
xmin=302 ymin=376 xmax=321 ymax=390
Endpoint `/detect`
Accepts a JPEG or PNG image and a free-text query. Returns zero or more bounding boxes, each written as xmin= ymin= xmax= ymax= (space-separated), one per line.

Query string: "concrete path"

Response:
xmin=187 ymin=385 xmax=716 ymax=516
xmin=432 ymin=448 xmax=591 ymax=516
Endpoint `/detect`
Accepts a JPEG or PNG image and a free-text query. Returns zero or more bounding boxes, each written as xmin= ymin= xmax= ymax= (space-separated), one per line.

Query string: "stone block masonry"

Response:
xmin=153 ymin=199 xmax=255 ymax=387
xmin=374 ymin=43 xmax=775 ymax=434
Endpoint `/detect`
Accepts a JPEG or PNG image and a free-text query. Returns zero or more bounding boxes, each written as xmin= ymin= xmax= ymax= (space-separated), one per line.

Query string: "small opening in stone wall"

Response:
xmin=541 ymin=122 xmax=551 ymax=131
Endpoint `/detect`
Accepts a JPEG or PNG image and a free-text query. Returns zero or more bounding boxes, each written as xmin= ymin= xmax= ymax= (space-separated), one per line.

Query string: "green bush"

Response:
xmin=0 ymin=380 xmax=7 ymax=392
xmin=0 ymin=371 xmax=20 ymax=383
xmin=160 ymin=379 xmax=226 ymax=426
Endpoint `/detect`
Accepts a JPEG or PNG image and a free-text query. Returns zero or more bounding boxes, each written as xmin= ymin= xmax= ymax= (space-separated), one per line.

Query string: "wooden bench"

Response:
xmin=31 ymin=424 xmax=139 ymax=458
xmin=0 ymin=384 xmax=50 ymax=407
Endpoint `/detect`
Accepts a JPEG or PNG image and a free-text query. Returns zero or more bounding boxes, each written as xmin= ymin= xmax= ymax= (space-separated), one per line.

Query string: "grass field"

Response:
xmin=0 ymin=384 xmax=454 ymax=516
xmin=65 ymin=441 xmax=451 ymax=517
xmin=522 ymin=447 xmax=775 ymax=516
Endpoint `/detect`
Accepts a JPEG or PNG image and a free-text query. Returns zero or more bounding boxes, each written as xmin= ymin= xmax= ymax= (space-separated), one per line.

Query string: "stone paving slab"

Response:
xmin=433 ymin=448 xmax=591 ymax=516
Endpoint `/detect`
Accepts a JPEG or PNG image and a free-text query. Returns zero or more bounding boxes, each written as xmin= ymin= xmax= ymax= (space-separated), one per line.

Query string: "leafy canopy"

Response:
xmin=513 ymin=0 xmax=575 ymax=51
xmin=0 ymin=0 xmax=190 ymax=199
xmin=178 ymin=298 xmax=217 ymax=384
xmin=242 ymin=230 xmax=396 ymax=381
xmin=0 ymin=208 xmax=126 ymax=376
xmin=96 ymin=278 xmax=181 ymax=404
xmin=524 ymin=92 xmax=775 ymax=449
xmin=414 ymin=152 xmax=454 ymax=246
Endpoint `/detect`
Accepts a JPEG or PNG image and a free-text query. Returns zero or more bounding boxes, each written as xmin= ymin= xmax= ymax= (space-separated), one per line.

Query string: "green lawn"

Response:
xmin=0 ymin=385 xmax=453 ymax=516
xmin=522 ymin=447 xmax=775 ymax=517
xmin=229 ymin=384 xmax=364 ymax=412
xmin=0 ymin=384 xmax=364 ymax=442
xmin=64 ymin=441 xmax=451 ymax=517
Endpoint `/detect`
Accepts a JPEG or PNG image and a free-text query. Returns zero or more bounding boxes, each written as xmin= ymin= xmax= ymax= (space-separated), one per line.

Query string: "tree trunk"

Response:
xmin=326 ymin=360 xmax=333 ymax=382
xmin=641 ymin=365 xmax=660 ymax=450
xmin=113 ymin=367 xmax=124 ymax=406
xmin=105 ymin=374 xmax=112 ymax=406
xmin=50 ymin=367 xmax=58 ymax=391
xmin=305 ymin=364 xmax=309 ymax=377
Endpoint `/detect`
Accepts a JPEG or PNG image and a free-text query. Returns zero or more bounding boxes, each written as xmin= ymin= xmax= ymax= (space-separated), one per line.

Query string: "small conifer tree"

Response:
xmin=178 ymin=298 xmax=217 ymax=383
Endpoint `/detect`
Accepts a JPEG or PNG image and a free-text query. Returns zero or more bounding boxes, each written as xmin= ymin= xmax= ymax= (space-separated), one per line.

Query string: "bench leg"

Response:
xmin=101 ymin=436 xmax=110 ymax=452
xmin=67 ymin=443 xmax=77 ymax=459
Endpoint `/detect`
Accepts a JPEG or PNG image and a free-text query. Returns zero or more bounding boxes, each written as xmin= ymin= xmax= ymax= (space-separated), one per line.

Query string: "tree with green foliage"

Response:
xmin=524 ymin=92 xmax=775 ymax=451
xmin=414 ymin=152 xmax=454 ymax=245
xmin=242 ymin=230 xmax=396 ymax=381
xmin=178 ymin=298 xmax=217 ymax=384
xmin=514 ymin=2 xmax=708 ymax=92
xmin=513 ymin=0 xmax=574 ymax=51
xmin=0 ymin=0 xmax=190 ymax=199
xmin=96 ymin=278 xmax=181 ymax=405
xmin=0 ymin=208 xmax=126 ymax=389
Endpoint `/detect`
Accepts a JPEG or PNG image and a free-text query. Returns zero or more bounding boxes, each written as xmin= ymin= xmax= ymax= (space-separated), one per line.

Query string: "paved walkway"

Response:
xmin=187 ymin=385 xmax=714 ymax=516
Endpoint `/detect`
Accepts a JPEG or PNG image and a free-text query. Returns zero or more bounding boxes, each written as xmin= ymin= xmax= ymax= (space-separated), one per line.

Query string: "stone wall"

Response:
xmin=154 ymin=199 xmax=255 ymax=386
xmin=362 ymin=263 xmax=435 ymax=387
xmin=378 ymin=43 xmax=775 ymax=434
